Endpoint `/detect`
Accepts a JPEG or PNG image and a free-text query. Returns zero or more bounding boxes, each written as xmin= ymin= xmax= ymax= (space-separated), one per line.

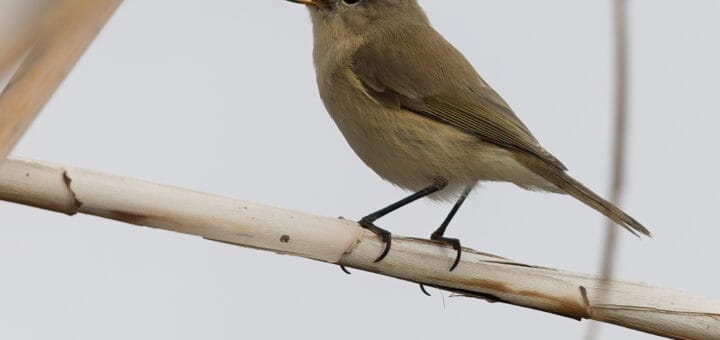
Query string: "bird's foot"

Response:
xmin=431 ymin=233 xmax=462 ymax=272
xmin=417 ymin=236 xmax=461 ymax=297
xmin=336 ymin=216 xmax=354 ymax=275
xmin=419 ymin=284 xmax=432 ymax=296
xmin=359 ymin=217 xmax=392 ymax=263
xmin=339 ymin=265 xmax=352 ymax=275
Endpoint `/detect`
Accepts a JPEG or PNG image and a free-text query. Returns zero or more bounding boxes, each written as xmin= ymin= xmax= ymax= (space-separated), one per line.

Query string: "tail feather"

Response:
xmin=519 ymin=156 xmax=652 ymax=237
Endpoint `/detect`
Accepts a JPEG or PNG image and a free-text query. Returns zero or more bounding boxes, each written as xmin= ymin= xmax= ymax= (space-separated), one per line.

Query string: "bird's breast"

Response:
xmin=315 ymin=66 xmax=478 ymax=195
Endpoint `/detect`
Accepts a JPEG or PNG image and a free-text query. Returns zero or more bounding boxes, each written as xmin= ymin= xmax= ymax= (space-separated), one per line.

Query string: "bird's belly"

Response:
xmin=325 ymin=97 xmax=554 ymax=199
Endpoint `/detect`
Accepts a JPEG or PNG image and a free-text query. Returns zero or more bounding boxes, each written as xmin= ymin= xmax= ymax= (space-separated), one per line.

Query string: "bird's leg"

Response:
xmin=431 ymin=186 xmax=472 ymax=271
xmin=359 ymin=179 xmax=447 ymax=263
xmin=419 ymin=186 xmax=472 ymax=295
xmin=431 ymin=185 xmax=473 ymax=269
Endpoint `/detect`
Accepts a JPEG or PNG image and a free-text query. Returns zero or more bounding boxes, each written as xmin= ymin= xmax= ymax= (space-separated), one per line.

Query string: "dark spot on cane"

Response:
xmin=280 ymin=235 xmax=290 ymax=243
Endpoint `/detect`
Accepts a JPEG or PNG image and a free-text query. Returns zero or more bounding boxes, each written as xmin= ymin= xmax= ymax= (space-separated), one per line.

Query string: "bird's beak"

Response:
xmin=286 ymin=0 xmax=326 ymax=7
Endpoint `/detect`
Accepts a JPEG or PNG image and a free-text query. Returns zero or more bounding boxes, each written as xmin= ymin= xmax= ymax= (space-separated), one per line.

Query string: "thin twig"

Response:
xmin=602 ymin=0 xmax=630 ymax=282
xmin=587 ymin=1 xmax=629 ymax=338
xmin=1 ymin=157 xmax=718 ymax=339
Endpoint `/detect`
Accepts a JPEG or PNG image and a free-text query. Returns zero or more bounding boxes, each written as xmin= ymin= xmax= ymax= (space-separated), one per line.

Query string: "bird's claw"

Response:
xmin=419 ymin=284 xmax=432 ymax=296
xmin=431 ymin=235 xmax=462 ymax=271
xmin=359 ymin=217 xmax=392 ymax=263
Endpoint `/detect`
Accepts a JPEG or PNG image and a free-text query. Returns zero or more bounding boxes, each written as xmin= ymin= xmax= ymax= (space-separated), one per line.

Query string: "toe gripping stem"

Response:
xmin=359 ymin=217 xmax=392 ymax=263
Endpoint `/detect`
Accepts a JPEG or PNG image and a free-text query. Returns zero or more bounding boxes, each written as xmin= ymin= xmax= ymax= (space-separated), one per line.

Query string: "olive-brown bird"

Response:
xmin=287 ymin=0 xmax=650 ymax=270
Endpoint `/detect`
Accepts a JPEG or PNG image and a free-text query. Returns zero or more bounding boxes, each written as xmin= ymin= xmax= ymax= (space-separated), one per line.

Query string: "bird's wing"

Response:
xmin=351 ymin=27 xmax=566 ymax=171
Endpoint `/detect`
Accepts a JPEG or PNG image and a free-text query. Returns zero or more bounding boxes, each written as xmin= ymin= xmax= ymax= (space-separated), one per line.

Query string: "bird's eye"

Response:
xmin=342 ymin=0 xmax=361 ymax=5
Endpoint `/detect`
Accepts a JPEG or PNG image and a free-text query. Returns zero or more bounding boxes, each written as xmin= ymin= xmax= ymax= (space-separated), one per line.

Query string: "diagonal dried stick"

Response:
xmin=0 ymin=157 xmax=718 ymax=339
xmin=0 ymin=0 xmax=123 ymax=161
xmin=0 ymin=1 xmax=51 ymax=78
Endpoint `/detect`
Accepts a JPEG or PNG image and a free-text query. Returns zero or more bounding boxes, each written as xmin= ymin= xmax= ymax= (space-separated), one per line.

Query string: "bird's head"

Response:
xmin=286 ymin=0 xmax=428 ymax=38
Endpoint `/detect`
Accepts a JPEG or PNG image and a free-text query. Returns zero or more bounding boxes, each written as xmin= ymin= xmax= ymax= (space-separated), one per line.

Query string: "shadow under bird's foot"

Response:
xmin=431 ymin=233 xmax=462 ymax=272
xmin=359 ymin=217 xmax=392 ymax=263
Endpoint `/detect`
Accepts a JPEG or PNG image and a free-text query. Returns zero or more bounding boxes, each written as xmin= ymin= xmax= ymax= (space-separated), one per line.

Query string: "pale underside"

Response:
xmin=317 ymin=68 xmax=560 ymax=201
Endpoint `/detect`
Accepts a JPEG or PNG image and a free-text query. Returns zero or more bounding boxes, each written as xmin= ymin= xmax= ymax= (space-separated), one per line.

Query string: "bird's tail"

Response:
xmin=518 ymin=155 xmax=652 ymax=237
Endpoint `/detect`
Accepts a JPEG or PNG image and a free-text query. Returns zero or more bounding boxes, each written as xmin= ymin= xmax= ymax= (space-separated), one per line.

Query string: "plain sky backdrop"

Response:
xmin=1 ymin=1 xmax=719 ymax=339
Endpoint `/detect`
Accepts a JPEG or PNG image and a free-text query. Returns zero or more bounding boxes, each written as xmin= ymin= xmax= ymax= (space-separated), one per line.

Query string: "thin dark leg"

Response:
xmin=431 ymin=186 xmax=472 ymax=271
xmin=360 ymin=181 xmax=447 ymax=225
xmin=360 ymin=180 xmax=447 ymax=263
xmin=419 ymin=186 xmax=473 ymax=295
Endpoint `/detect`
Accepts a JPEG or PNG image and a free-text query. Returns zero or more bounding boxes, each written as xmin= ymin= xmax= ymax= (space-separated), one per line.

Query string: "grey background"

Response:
xmin=1 ymin=1 xmax=719 ymax=339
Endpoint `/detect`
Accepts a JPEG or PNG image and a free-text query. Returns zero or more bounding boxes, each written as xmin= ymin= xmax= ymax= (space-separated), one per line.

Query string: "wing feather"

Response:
xmin=352 ymin=26 xmax=566 ymax=170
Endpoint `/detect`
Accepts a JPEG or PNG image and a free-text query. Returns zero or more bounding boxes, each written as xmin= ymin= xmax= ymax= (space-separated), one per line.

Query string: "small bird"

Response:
xmin=286 ymin=0 xmax=651 ymax=270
